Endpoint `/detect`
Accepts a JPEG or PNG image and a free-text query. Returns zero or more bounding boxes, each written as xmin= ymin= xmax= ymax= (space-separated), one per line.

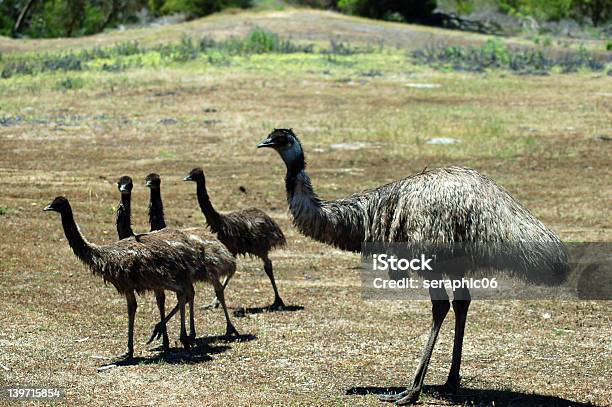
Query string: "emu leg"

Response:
xmin=443 ymin=287 xmax=471 ymax=394
xmin=154 ymin=289 xmax=170 ymax=351
xmin=147 ymin=297 xmax=182 ymax=345
xmin=119 ymin=291 xmax=137 ymax=360
xmin=187 ymin=285 xmax=197 ymax=341
xmin=263 ymin=256 xmax=285 ymax=310
xmin=203 ymin=275 xmax=232 ymax=310
xmin=380 ymin=287 xmax=450 ymax=405
xmin=212 ymin=276 xmax=240 ymax=337
xmin=177 ymin=291 xmax=190 ymax=350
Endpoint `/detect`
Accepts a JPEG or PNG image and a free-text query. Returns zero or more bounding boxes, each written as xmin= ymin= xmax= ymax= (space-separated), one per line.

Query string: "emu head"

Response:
xmin=257 ymin=128 xmax=304 ymax=168
xmin=183 ymin=167 xmax=205 ymax=183
xmin=117 ymin=175 xmax=133 ymax=194
xmin=145 ymin=173 xmax=161 ymax=189
xmin=43 ymin=196 xmax=70 ymax=213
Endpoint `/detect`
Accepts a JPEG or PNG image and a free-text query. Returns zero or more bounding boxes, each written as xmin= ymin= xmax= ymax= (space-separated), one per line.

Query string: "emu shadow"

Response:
xmin=233 ymin=304 xmax=304 ymax=318
xmin=192 ymin=333 xmax=257 ymax=345
xmin=346 ymin=384 xmax=598 ymax=406
xmin=97 ymin=341 xmax=231 ymax=371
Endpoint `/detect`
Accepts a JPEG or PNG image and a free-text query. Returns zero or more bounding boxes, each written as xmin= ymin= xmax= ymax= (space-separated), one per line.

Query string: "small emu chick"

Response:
xmin=184 ymin=167 xmax=287 ymax=310
xmin=45 ymin=196 xmax=200 ymax=359
xmin=116 ymin=175 xmax=172 ymax=351
xmin=116 ymin=176 xmax=134 ymax=240
xmin=145 ymin=173 xmax=239 ymax=338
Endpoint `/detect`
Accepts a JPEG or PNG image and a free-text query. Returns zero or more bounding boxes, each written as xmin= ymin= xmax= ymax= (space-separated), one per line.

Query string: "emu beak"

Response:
xmin=182 ymin=175 xmax=192 ymax=182
xmin=257 ymin=138 xmax=275 ymax=148
xmin=119 ymin=184 xmax=128 ymax=192
xmin=43 ymin=204 xmax=53 ymax=212
xmin=145 ymin=180 xmax=153 ymax=187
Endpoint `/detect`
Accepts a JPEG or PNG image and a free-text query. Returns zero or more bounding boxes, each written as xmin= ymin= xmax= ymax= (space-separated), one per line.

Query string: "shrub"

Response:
xmin=338 ymin=0 xmax=437 ymax=22
xmin=42 ymin=54 xmax=83 ymax=72
xmin=497 ymin=0 xmax=572 ymax=21
xmin=571 ymin=0 xmax=612 ymax=26
xmin=161 ymin=0 xmax=252 ymax=18
xmin=411 ymin=39 xmax=605 ymax=74
xmin=200 ymin=28 xmax=314 ymax=55
xmin=56 ymin=76 xmax=85 ymax=91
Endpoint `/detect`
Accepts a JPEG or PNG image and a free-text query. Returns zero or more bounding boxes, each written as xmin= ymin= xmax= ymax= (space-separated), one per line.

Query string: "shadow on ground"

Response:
xmin=96 ymin=333 xmax=256 ymax=371
xmin=233 ymin=304 xmax=304 ymax=318
xmin=346 ymin=384 xmax=598 ymax=406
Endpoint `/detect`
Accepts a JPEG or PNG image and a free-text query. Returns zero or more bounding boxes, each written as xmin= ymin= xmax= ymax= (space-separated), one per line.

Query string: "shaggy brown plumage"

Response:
xmin=184 ymin=167 xmax=287 ymax=309
xmin=258 ymin=128 xmax=569 ymax=405
xmin=116 ymin=175 xmax=176 ymax=351
xmin=145 ymin=174 xmax=239 ymax=337
xmin=45 ymin=196 xmax=205 ymax=359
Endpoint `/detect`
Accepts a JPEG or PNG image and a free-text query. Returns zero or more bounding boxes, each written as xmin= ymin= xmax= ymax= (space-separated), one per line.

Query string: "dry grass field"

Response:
xmin=0 ymin=8 xmax=611 ymax=407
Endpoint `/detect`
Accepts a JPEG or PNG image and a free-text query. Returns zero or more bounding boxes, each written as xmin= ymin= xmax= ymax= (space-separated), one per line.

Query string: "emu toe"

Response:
xmin=113 ymin=349 xmax=134 ymax=362
xmin=394 ymin=391 xmax=420 ymax=406
xmin=161 ymin=336 xmax=170 ymax=352
xmin=268 ymin=298 xmax=286 ymax=311
xmin=379 ymin=389 xmax=408 ymax=403
xmin=224 ymin=324 xmax=240 ymax=338
xmin=179 ymin=334 xmax=191 ymax=350
xmin=441 ymin=378 xmax=460 ymax=394
xmin=201 ymin=297 xmax=221 ymax=310
xmin=147 ymin=322 xmax=166 ymax=345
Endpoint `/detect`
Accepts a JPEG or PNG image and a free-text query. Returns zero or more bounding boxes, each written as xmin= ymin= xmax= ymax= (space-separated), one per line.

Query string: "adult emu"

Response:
xmin=257 ymin=129 xmax=568 ymax=405
xmin=184 ymin=167 xmax=287 ymax=310
xmin=45 ymin=196 xmax=199 ymax=359
xmin=144 ymin=173 xmax=240 ymax=338
xmin=116 ymin=175 xmax=172 ymax=351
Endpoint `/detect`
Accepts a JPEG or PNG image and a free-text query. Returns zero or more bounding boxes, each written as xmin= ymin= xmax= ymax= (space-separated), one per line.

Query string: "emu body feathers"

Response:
xmin=258 ymin=128 xmax=569 ymax=405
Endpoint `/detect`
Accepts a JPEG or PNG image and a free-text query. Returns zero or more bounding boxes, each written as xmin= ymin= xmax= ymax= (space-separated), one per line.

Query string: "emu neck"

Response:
xmin=195 ymin=180 xmax=222 ymax=232
xmin=60 ymin=209 xmax=95 ymax=266
xmin=117 ymin=194 xmax=134 ymax=239
xmin=285 ymin=166 xmax=322 ymax=223
xmin=284 ymin=155 xmax=365 ymax=252
xmin=148 ymin=188 xmax=166 ymax=231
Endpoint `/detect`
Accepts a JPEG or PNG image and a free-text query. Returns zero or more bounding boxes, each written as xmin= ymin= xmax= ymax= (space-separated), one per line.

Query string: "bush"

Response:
xmin=56 ymin=76 xmax=85 ymax=91
xmin=338 ymin=0 xmax=437 ymax=22
xmin=1 ymin=0 xmax=253 ymax=39
xmin=571 ymin=0 xmax=611 ymax=26
xmin=498 ymin=0 xmax=572 ymax=21
xmin=161 ymin=0 xmax=252 ymax=17
xmin=411 ymin=39 xmax=605 ymax=74
xmin=289 ymin=0 xmax=338 ymax=7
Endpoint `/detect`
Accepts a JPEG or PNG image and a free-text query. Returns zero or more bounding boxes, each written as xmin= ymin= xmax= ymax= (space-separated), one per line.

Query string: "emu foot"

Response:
xmin=112 ymin=349 xmax=134 ymax=362
xmin=224 ymin=324 xmax=240 ymax=338
xmin=201 ymin=297 xmax=221 ymax=310
xmin=379 ymin=389 xmax=420 ymax=405
xmin=268 ymin=298 xmax=286 ymax=311
xmin=179 ymin=334 xmax=192 ymax=350
xmin=161 ymin=337 xmax=170 ymax=352
xmin=441 ymin=377 xmax=460 ymax=394
xmin=147 ymin=322 xmax=167 ymax=345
